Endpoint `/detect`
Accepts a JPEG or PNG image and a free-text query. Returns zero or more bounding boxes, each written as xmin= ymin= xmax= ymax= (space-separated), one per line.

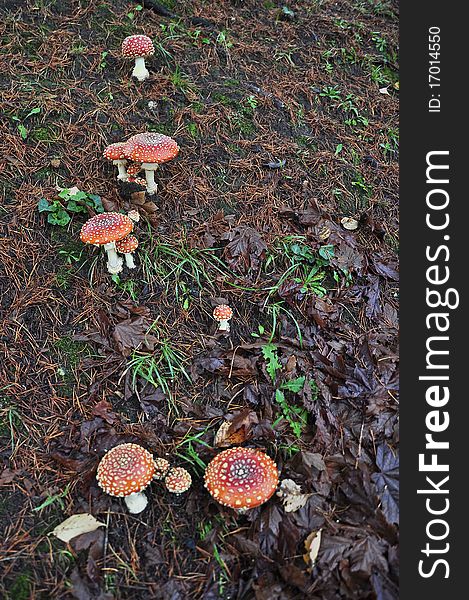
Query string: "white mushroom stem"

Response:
xmin=113 ymin=159 xmax=128 ymax=181
xmin=141 ymin=163 xmax=158 ymax=195
xmin=124 ymin=491 xmax=148 ymax=514
xmin=124 ymin=253 xmax=136 ymax=269
xmin=132 ymin=57 xmax=150 ymax=82
xmin=218 ymin=319 xmax=231 ymax=332
xmin=103 ymin=242 xmax=124 ymax=274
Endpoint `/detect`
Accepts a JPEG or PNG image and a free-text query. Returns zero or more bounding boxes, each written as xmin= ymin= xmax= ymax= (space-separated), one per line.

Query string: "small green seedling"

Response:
xmin=12 ymin=107 xmax=41 ymax=139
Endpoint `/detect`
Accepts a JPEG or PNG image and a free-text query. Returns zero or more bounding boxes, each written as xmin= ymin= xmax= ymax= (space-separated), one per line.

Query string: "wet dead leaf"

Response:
xmin=277 ymin=479 xmax=312 ymax=513
xmin=50 ymin=513 xmax=105 ymax=543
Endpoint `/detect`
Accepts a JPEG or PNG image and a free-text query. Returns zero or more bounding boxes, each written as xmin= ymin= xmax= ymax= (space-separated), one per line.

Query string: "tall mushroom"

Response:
xmin=122 ymin=35 xmax=155 ymax=82
xmin=103 ymin=142 xmax=128 ymax=181
xmin=96 ymin=443 xmax=156 ymax=514
xmin=123 ymin=133 xmax=179 ymax=196
xmin=80 ymin=212 xmax=133 ymax=274
xmin=115 ymin=235 xmax=139 ymax=269
xmin=204 ymin=447 xmax=279 ymax=511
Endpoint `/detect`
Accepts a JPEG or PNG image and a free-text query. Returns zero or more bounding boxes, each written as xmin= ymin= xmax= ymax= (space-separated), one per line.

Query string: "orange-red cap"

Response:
xmin=103 ymin=142 xmax=126 ymax=161
xmin=213 ymin=304 xmax=233 ymax=321
xmin=115 ymin=235 xmax=138 ymax=254
xmin=165 ymin=467 xmax=192 ymax=494
xmin=204 ymin=447 xmax=279 ymax=509
xmin=122 ymin=35 xmax=155 ymax=58
xmin=80 ymin=212 xmax=133 ymax=245
xmin=124 ymin=133 xmax=179 ymax=164
xmin=97 ymin=443 xmax=155 ymax=497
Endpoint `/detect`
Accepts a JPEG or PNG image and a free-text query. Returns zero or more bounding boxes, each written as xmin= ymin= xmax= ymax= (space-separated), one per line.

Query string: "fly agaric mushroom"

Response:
xmin=80 ymin=212 xmax=133 ymax=274
xmin=122 ymin=35 xmax=155 ymax=82
xmin=97 ymin=443 xmax=155 ymax=514
xmin=204 ymin=447 xmax=279 ymax=510
xmin=126 ymin=162 xmax=143 ymax=178
xmin=115 ymin=234 xmax=139 ymax=269
xmin=153 ymin=457 xmax=171 ymax=480
xmin=103 ymin=142 xmax=128 ymax=181
xmin=165 ymin=467 xmax=192 ymax=494
xmin=123 ymin=133 xmax=179 ymax=195
xmin=213 ymin=304 xmax=233 ymax=332
xmin=128 ymin=209 xmax=140 ymax=223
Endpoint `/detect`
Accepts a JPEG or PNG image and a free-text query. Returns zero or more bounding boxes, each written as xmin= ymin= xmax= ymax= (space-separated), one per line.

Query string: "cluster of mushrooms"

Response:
xmin=75 ymin=34 xmax=281 ymax=514
xmin=97 ymin=443 xmax=279 ymax=515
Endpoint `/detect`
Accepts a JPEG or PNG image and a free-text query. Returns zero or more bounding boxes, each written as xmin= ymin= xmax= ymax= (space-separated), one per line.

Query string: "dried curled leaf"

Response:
xmin=303 ymin=529 xmax=322 ymax=570
xmin=276 ymin=478 xmax=312 ymax=513
xmin=50 ymin=513 xmax=105 ymax=543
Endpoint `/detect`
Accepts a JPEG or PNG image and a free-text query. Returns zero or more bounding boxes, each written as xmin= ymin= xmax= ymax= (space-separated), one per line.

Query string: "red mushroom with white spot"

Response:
xmin=122 ymin=35 xmax=155 ymax=82
xmin=213 ymin=304 xmax=233 ymax=332
xmin=153 ymin=457 xmax=171 ymax=480
xmin=115 ymin=234 xmax=139 ymax=269
xmin=204 ymin=447 xmax=279 ymax=511
xmin=126 ymin=162 xmax=143 ymax=179
xmin=96 ymin=443 xmax=156 ymax=514
xmin=123 ymin=132 xmax=179 ymax=195
xmin=103 ymin=142 xmax=128 ymax=181
xmin=80 ymin=212 xmax=133 ymax=274
xmin=165 ymin=467 xmax=192 ymax=494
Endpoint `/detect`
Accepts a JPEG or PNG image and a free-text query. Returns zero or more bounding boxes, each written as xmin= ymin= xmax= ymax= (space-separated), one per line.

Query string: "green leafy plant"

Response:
xmin=38 ymin=188 xmax=104 ymax=226
xmin=262 ymin=342 xmax=282 ymax=382
xmin=274 ymin=376 xmax=318 ymax=438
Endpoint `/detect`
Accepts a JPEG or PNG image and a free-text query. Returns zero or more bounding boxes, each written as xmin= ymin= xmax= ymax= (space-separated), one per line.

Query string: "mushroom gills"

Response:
xmin=103 ymin=242 xmax=124 ymax=274
xmin=124 ymin=491 xmax=148 ymax=514
xmin=132 ymin=57 xmax=149 ymax=82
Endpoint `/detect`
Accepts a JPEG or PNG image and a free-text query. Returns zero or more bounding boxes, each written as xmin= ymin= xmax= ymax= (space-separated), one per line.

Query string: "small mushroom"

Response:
xmin=153 ymin=458 xmax=171 ymax=480
xmin=115 ymin=235 xmax=139 ymax=269
xmin=213 ymin=304 xmax=233 ymax=332
xmin=165 ymin=467 xmax=192 ymax=494
xmin=96 ymin=443 xmax=155 ymax=514
xmin=80 ymin=212 xmax=134 ymax=274
xmin=126 ymin=162 xmax=143 ymax=179
xmin=127 ymin=209 xmax=140 ymax=223
xmin=204 ymin=447 xmax=279 ymax=511
xmin=103 ymin=142 xmax=128 ymax=181
xmin=122 ymin=35 xmax=155 ymax=82
xmin=123 ymin=133 xmax=179 ymax=195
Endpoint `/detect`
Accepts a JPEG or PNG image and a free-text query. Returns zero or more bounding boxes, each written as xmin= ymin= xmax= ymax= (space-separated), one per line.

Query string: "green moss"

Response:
xmin=53 ymin=336 xmax=87 ymax=368
xmin=32 ymin=126 xmax=59 ymax=143
xmin=6 ymin=573 xmax=32 ymax=600
xmin=186 ymin=122 xmax=198 ymax=138
xmin=229 ymin=113 xmax=256 ymax=136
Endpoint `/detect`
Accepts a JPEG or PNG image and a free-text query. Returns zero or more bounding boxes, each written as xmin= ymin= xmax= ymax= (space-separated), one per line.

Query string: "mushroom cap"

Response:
xmin=126 ymin=162 xmax=143 ymax=177
xmin=165 ymin=467 xmax=192 ymax=494
xmin=123 ymin=133 xmax=179 ymax=165
xmin=213 ymin=304 xmax=233 ymax=322
xmin=80 ymin=212 xmax=133 ymax=245
xmin=122 ymin=35 xmax=155 ymax=58
xmin=128 ymin=177 xmax=147 ymax=186
xmin=127 ymin=209 xmax=140 ymax=223
xmin=103 ymin=142 xmax=126 ymax=161
xmin=97 ymin=443 xmax=155 ymax=497
xmin=204 ymin=447 xmax=279 ymax=510
xmin=115 ymin=234 xmax=139 ymax=254
xmin=153 ymin=457 xmax=171 ymax=480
